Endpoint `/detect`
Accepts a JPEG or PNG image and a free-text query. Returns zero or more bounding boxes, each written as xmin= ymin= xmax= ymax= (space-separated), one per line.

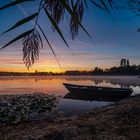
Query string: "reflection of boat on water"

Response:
xmin=63 ymin=83 xmax=133 ymax=101
xmin=64 ymin=92 xmax=130 ymax=102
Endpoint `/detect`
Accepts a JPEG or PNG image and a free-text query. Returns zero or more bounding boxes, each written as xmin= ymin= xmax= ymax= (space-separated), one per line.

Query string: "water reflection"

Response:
xmin=0 ymin=76 xmax=140 ymax=95
xmin=0 ymin=76 xmax=140 ymax=113
xmin=56 ymin=99 xmax=112 ymax=114
xmin=64 ymin=92 xmax=131 ymax=102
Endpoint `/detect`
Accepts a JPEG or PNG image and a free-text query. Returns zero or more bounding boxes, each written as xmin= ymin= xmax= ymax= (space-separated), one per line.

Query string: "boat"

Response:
xmin=63 ymin=83 xmax=133 ymax=98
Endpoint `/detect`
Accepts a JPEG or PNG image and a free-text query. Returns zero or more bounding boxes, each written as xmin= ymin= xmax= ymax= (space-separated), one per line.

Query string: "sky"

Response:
xmin=0 ymin=0 xmax=140 ymax=72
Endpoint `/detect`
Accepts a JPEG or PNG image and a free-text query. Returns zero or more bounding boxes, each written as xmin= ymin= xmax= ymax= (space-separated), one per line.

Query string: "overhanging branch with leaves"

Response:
xmin=0 ymin=0 xmax=138 ymax=69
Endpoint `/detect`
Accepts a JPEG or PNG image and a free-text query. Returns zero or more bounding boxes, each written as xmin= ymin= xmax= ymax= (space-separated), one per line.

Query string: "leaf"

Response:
xmin=3 ymin=13 xmax=38 ymax=34
xmin=99 ymin=0 xmax=110 ymax=14
xmin=83 ymin=0 xmax=88 ymax=8
xmin=44 ymin=8 xmax=69 ymax=48
xmin=108 ymin=0 xmax=114 ymax=9
xmin=90 ymin=0 xmax=106 ymax=11
xmin=60 ymin=0 xmax=93 ymax=39
xmin=0 ymin=0 xmax=34 ymax=11
xmin=0 ymin=29 xmax=34 ymax=50
xmin=37 ymin=24 xmax=61 ymax=68
xmin=73 ymin=0 xmax=80 ymax=11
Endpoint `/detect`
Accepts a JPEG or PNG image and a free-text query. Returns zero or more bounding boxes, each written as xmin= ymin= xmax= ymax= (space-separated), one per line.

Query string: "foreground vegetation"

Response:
xmin=0 ymin=93 xmax=58 ymax=124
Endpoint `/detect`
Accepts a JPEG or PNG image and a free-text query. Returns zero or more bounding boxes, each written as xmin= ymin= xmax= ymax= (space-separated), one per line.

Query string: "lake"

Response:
xmin=0 ymin=76 xmax=140 ymax=114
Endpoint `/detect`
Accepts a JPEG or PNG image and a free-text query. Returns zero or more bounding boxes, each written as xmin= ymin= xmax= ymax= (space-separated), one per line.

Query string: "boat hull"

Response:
xmin=63 ymin=83 xmax=133 ymax=98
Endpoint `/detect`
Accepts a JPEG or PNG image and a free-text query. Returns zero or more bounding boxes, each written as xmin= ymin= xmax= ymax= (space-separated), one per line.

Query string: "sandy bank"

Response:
xmin=0 ymin=95 xmax=140 ymax=140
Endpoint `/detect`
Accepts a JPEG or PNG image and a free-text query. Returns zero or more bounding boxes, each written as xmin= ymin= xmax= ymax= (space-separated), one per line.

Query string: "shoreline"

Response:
xmin=0 ymin=75 xmax=140 ymax=77
xmin=0 ymin=95 xmax=140 ymax=140
xmin=0 ymin=75 xmax=139 ymax=79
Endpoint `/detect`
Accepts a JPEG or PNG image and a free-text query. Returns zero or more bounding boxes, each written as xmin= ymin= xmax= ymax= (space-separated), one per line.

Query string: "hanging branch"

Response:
xmin=22 ymin=0 xmax=43 ymax=69
xmin=34 ymin=0 xmax=43 ymax=30
xmin=37 ymin=24 xmax=61 ymax=68
xmin=0 ymin=0 xmax=118 ymax=69
xmin=22 ymin=30 xmax=43 ymax=69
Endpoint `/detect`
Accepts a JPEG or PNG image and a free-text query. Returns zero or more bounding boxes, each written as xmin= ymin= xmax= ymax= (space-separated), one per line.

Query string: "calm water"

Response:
xmin=0 ymin=76 xmax=140 ymax=114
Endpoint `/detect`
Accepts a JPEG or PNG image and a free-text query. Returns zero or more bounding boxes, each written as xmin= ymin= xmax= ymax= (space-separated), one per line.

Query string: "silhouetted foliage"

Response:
xmin=0 ymin=0 xmax=139 ymax=68
xmin=23 ymin=30 xmax=43 ymax=69
xmin=128 ymin=0 xmax=140 ymax=31
xmin=0 ymin=0 xmax=117 ymax=69
xmin=93 ymin=65 xmax=140 ymax=75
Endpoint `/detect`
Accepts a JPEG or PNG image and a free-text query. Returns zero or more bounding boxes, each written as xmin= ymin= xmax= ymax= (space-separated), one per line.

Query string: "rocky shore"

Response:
xmin=0 ymin=93 xmax=58 ymax=124
xmin=0 ymin=94 xmax=140 ymax=140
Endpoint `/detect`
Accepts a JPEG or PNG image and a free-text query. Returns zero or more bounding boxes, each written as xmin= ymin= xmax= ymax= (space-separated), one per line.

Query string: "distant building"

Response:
xmin=120 ymin=59 xmax=125 ymax=67
xmin=127 ymin=60 xmax=129 ymax=66
xmin=120 ymin=59 xmax=129 ymax=67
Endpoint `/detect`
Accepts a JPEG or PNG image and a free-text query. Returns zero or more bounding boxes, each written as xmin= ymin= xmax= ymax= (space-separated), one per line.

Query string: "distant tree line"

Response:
xmin=0 ymin=64 xmax=140 ymax=76
xmin=0 ymin=71 xmax=63 ymax=76
xmin=64 ymin=65 xmax=140 ymax=75
xmin=93 ymin=65 xmax=140 ymax=75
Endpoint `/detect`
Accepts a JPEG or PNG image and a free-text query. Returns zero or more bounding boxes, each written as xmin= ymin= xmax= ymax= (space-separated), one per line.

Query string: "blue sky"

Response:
xmin=0 ymin=0 xmax=140 ymax=72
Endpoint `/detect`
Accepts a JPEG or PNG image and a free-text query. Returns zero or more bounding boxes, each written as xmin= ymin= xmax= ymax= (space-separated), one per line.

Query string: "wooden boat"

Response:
xmin=63 ymin=83 xmax=133 ymax=98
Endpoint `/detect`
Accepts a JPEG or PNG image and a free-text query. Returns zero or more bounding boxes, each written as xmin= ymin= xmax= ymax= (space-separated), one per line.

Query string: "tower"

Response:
xmin=120 ymin=59 xmax=129 ymax=67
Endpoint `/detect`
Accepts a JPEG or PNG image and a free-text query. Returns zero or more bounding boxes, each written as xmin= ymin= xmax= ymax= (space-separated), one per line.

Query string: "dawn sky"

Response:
xmin=0 ymin=0 xmax=140 ymax=72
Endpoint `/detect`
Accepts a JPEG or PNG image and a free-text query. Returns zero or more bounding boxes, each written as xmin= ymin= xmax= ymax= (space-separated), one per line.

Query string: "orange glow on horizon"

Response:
xmin=0 ymin=67 xmax=93 ymax=73
xmin=0 ymin=65 xmax=113 ymax=73
xmin=0 ymin=50 xmax=117 ymax=73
